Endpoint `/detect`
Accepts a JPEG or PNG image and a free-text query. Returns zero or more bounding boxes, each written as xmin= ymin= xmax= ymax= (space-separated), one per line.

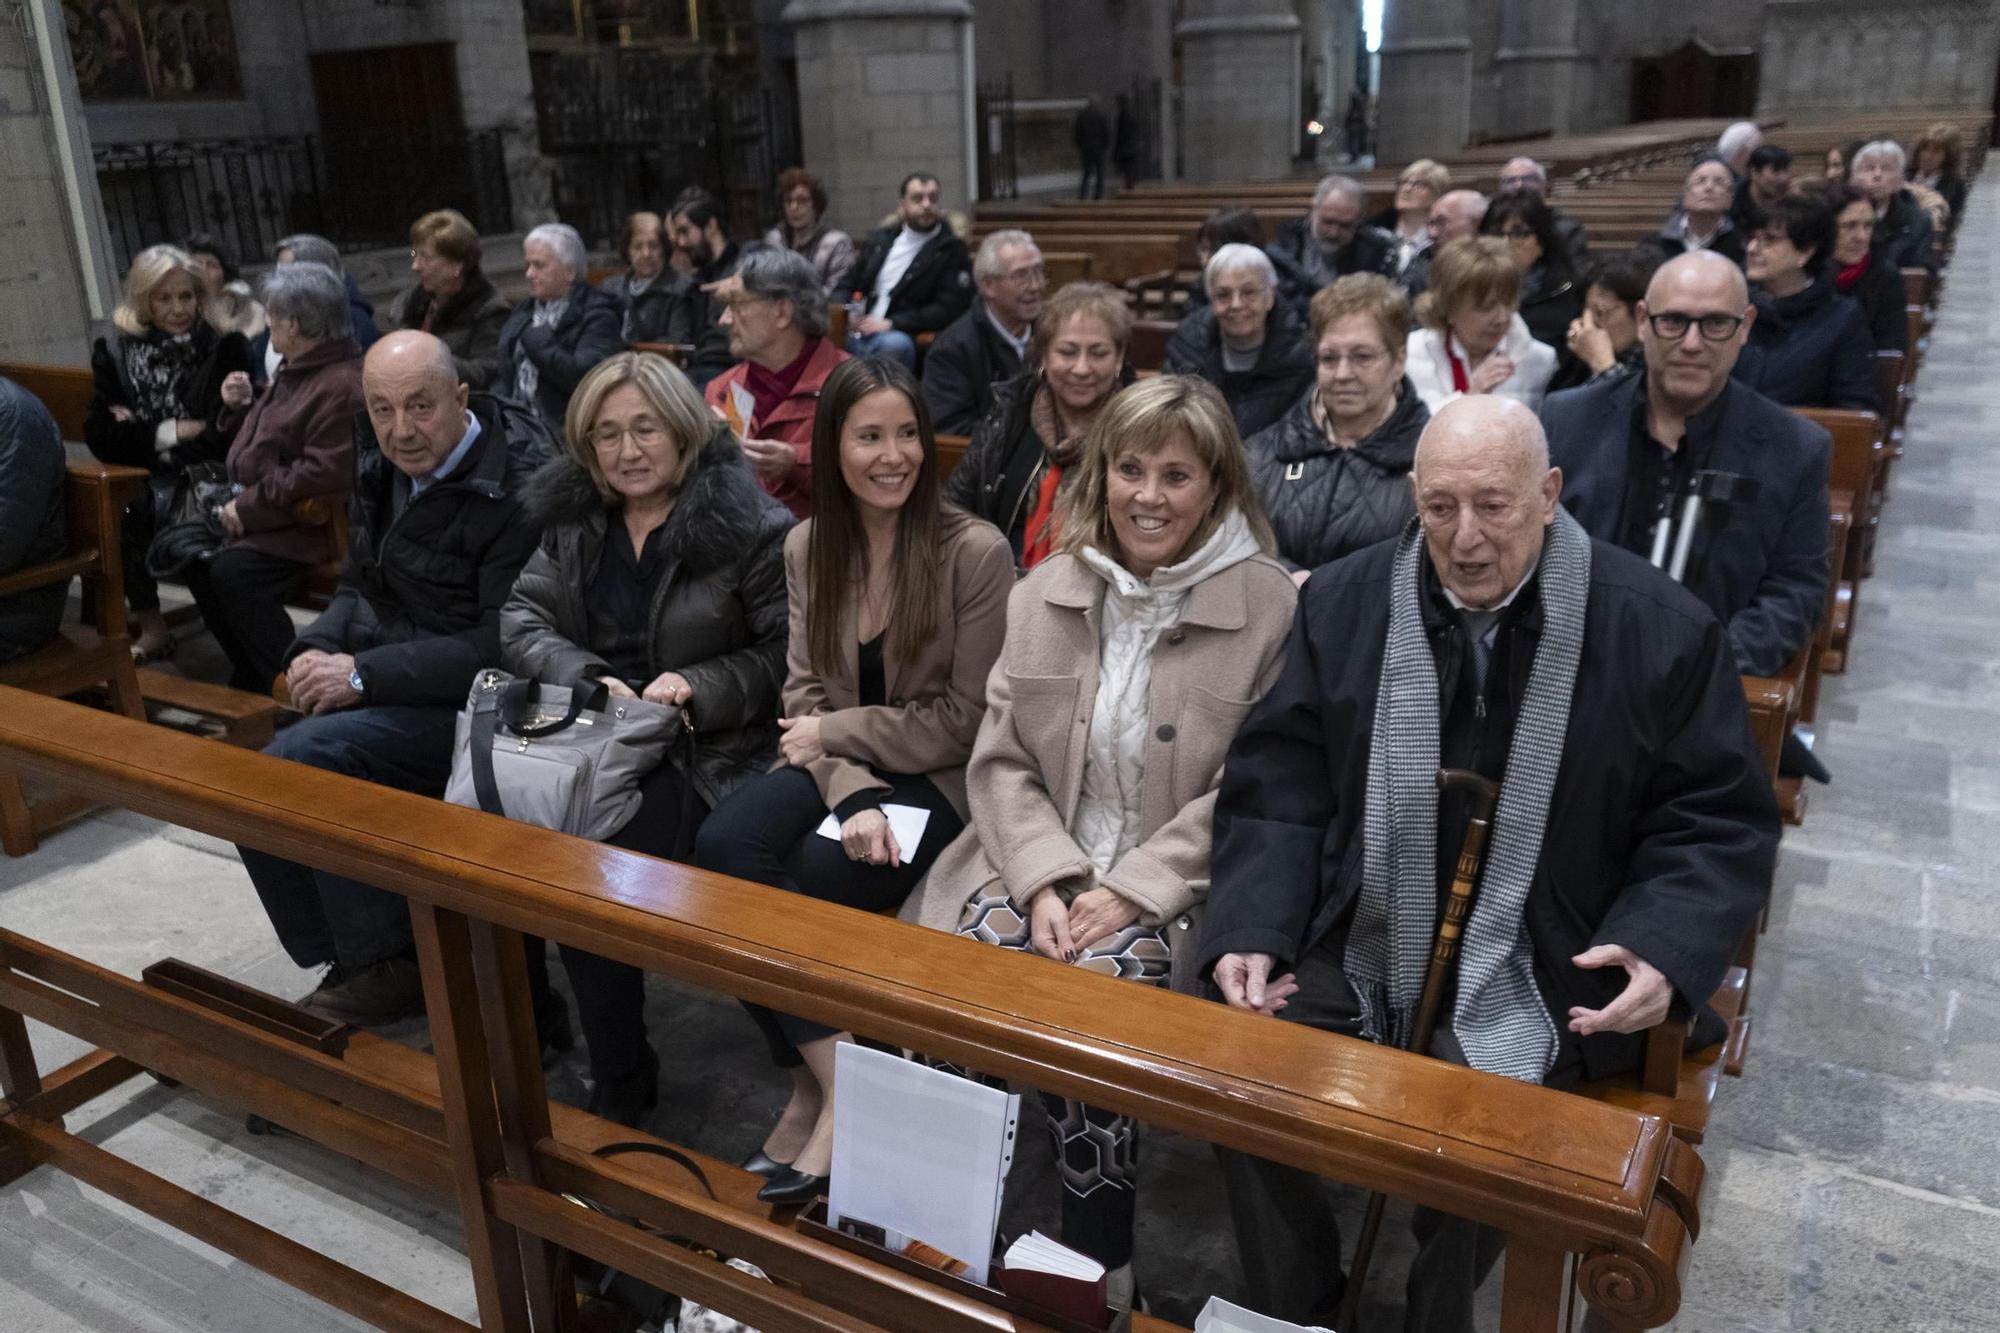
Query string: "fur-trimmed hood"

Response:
xmin=520 ymin=428 xmax=792 ymax=577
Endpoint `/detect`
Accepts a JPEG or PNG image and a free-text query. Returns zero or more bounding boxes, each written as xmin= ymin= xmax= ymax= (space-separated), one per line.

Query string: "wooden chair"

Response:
xmin=1126 ymin=318 xmax=1177 ymax=373
xmin=0 ymin=360 xmax=90 ymax=442
xmin=0 ymin=462 xmax=148 ymax=855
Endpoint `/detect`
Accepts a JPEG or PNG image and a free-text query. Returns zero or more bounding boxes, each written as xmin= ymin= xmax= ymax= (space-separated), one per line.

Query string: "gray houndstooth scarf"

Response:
xmin=1344 ymin=508 xmax=1591 ymax=1083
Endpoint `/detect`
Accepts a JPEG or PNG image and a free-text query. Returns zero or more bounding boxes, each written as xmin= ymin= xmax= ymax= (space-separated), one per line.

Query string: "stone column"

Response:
xmin=782 ymin=0 xmax=975 ymax=237
xmin=1493 ymin=0 xmax=1591 ymax=139
xmin=1176 ymin=0 xmax=1301 ymax=181
xmin=1374 ymin=0 xmax=1473 ymax=164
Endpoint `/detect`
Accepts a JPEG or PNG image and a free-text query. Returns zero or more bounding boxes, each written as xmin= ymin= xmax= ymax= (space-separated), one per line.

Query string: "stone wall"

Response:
xmin=1759 ymin=0 xmax=2000 ymax=118
xmin=1176 ymin=1 xmax=1300 ymax=181
xmin=2 ymin=11 xmax=100 ymax=363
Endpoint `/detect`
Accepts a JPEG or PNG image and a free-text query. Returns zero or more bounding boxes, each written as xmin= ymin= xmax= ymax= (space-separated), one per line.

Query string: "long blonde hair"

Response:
xmin=112 ymin=245 xmax=213 ymax=337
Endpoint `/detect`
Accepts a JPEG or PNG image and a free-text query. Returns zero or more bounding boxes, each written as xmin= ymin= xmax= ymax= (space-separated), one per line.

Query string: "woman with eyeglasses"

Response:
xmin=503 ymin=351 xmax=792 ymax=1126
xmin=389 ymin=209 xmax=511 ymax=389
xmin=1246 ymin=273 xmax=1427 ymax=578
xmin=1479 ymin=190 xmax=1582 ymax=354
xmin=1826 ymin=184 xmax=1908 ymax=352
xmin=1553 ymin=251 xmax=1658 ymax=391
xmin=1162 ymin=244 xmax=1314 ymax=440
xmin=1738 ymin=192 xmax=1878 ymax=411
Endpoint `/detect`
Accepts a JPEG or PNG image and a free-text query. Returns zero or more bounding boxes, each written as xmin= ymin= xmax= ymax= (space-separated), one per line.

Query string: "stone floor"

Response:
xmin=6 ymin=198 xmax=2000 ymax=1332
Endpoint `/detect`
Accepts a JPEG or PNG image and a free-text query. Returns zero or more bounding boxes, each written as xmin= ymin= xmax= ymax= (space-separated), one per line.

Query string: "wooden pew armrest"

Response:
xmin=0 ymin=554 xmax=98 ymax=599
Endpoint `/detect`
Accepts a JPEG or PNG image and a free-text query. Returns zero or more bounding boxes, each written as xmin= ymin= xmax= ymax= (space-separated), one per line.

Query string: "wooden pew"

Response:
xmin=0 ymin=462 xmax=148 ymax=855
xmin=1797 ymin=408 xmax=1883 ymax=674
xmin=0 ymin=690 xmax=1709 ymax=1333
xmin=0 ymin=359 xmax=90 ymax=441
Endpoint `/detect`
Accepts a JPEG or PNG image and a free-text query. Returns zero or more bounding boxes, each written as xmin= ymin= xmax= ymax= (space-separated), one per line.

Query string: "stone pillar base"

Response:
xmin=1176 ymin=10 xmax=1301 ymax=182
xmin=1375 ymin=39 xmax=1472 ymax=165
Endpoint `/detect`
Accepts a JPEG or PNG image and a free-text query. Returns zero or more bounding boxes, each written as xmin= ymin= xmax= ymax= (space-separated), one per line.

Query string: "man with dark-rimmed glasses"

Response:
xmin=1539 ymin=251 xmax=1831 ymax=682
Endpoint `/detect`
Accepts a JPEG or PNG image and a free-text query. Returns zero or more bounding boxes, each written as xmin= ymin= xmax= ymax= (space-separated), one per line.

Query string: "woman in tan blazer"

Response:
xmin=906 ymin=375 xmax=1297 ymax=1307
xmin=695 ymin=355 xmax=1013 ymax=1204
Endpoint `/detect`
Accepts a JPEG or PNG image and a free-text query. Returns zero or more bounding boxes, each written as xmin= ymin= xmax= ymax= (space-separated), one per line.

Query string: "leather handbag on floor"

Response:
xmin=444 ymin=669 xmax=680 ymax=841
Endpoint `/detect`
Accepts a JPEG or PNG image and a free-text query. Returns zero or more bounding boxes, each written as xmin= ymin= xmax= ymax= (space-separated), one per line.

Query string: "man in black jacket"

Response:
xmin=920 ymin=229 xmax=1043 ymax=435
xmin=1540 ymin=251 xmax=1831 ymax=679
xmin=1266 ymin=173 xmax=1393 ymax=307
xmin=1852 ymin=140 xmax=1939 ymax=274
xmin=845 ymin=171 xmax=974 ymax=368
xmin=1203 ymin=397 xmax=1777 ymax=1331
xmin=236 ymin=331 xmax=554 ymax=1026
xmin=0 ymin=376 xmax=67 ymax=662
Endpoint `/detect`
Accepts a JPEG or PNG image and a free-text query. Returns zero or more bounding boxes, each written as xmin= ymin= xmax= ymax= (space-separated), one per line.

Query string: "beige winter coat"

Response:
xmin=902 ymin=543 xmax=1297 ymax=995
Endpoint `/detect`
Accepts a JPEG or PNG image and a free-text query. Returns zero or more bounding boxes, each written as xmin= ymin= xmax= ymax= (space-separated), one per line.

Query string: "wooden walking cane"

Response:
xmin=1334 ymin=767 xmax=1502 ymax=1332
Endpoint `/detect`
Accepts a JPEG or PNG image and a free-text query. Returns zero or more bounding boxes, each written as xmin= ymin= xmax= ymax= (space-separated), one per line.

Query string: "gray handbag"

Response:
xmin=444 ymin=669 xmax=681 ymax=842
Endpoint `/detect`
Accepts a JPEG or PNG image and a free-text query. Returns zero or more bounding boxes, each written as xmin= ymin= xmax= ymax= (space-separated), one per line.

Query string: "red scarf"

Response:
xmin=1020 ymin=465 xmax=1065 ymax=569
xmin=742 ymin=339 xmax=819 ymax=429
xmin=1445 ymin=340 xmax=1471 ymax=394
xmin=1834 ymin=253 xmax=1871 ymax=296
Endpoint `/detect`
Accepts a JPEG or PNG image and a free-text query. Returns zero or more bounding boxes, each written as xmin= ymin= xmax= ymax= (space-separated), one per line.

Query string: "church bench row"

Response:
xmin=0 ymin=688 xmax=1708 ymax=1332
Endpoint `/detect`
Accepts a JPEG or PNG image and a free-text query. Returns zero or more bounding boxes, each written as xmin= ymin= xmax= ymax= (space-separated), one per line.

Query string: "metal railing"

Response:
xmin=93 ymin=131 xmax=513 ymax=272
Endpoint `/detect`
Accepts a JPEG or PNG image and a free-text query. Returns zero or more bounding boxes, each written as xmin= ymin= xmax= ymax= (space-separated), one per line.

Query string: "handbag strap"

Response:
xmin=468 ymin=685 xmax=508 ymax=820
xmin=499 ymin=677 xmax=612 ymax=738
xmin=669 ymin=702 xmax=700 ymax=861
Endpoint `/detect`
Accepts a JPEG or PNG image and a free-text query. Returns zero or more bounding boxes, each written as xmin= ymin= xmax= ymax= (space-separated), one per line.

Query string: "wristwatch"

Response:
xmin=348 ymin=665 xmax=368 ymax=702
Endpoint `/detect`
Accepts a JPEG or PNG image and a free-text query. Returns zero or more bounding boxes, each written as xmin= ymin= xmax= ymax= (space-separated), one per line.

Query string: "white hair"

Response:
xmin=1717 ymin=122 xmax=1762 ymax=163
xmin=524 ymin=223 xmax=587 ymax=278
xmin=975 ymin=228 xmax=1039 ymax=281
xmin=1854 ymin=140 xmax=1907 ymax=175
xmin=1204 ymin=243 xmax=1276 ymax=293
xmin=1502 ymin=157 xmax=1548 ymax=187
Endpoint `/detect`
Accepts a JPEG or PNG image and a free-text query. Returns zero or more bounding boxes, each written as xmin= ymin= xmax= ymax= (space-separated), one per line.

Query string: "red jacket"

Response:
xmin=223 ymin=337 xmax=363 ymax=565
xmin=704 ymin=337 xmax=849 ymax=519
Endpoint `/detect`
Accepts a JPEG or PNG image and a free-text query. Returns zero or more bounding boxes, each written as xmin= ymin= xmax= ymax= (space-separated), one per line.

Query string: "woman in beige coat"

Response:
xmin=906 ymin=374 xmax=1298 ymax=1307
xmin=696 ymin=356 xmax=1013 ymax=1205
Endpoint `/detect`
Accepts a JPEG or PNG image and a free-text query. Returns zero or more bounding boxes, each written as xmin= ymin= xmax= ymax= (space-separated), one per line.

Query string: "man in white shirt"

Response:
xmin=844 ymin=171 xmax=974 ymax=368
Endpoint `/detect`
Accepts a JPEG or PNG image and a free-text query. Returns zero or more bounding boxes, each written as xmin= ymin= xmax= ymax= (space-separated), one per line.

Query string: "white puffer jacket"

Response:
xmin=1072 ymin=509 xmax=1264 ymax=877
xmin=1404 ymin=314 xmax=1557 ymax=415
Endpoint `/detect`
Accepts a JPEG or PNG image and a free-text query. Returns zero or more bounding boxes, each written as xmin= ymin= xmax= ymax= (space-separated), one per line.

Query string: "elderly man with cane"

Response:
xmin=1200 ymin=396 xmax=1779 ymax=1332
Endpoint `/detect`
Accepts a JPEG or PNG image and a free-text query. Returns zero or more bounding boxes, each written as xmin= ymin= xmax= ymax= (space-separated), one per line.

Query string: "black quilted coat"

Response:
xmin=1245 ymin=379 xmax=1428 ymax=573
xmin=1162 ymin=302 xmax=1315 ymax=441
xmin=288 ymin=391 xmax=553 ymax=706
xmin=501 ymin=432 xmax=793 ymax=807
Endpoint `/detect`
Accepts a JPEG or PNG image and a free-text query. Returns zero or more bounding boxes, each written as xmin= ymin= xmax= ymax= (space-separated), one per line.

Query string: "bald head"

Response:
xmin=363 ymin=330 xmax=471 ymax=479
xmin=1638 ymin=252 xmax=1754 ymax=414
xmin=1411 ymin=398 xmax=1561 ymax=609
xmin=1428 ymin=190 xmax=1489 ymax=244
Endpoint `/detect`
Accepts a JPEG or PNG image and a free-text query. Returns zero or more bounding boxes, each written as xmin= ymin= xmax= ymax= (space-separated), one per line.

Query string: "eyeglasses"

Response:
xmin=1646 ymin=312 xmax=1745 ymax=342
xmin=999 ymin=264 xmax=1047 ymax=286
xmin=1319 ymin=349 xmax=1385 ymax=371
xmin=1210 ymin=284 xmax=1270 ymax=307
xmin=592 ymin=421 xmax=669 ymax=451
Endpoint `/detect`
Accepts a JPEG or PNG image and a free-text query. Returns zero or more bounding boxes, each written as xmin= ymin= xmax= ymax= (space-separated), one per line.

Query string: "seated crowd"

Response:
xmin=0 ymin=118 xmax=1960 ymax=1328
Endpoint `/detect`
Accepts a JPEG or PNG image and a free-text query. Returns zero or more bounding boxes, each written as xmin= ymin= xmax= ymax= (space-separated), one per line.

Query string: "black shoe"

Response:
xmin=301 ymin=957 xmax=424 ymax=1027
xmin=756 ymin=1165 xmax=828 ymax=1207
xmin=535 ymin=991 xmax=575 ymax=1065
xmin=739 ymin=1148 xmax=790 ymax=1179
xmin=586 ymin=1047 xmax=659 ymax=1129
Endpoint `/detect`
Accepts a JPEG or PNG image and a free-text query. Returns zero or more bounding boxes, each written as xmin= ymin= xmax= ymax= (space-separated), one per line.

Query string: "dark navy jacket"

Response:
xmin=0 ymin=377 xmax=67 ymax=661
xmin=1732 ymin=277 xmax=1878 ymax=412
xmin=1540 ymin=372 xmax=1831 ymax=677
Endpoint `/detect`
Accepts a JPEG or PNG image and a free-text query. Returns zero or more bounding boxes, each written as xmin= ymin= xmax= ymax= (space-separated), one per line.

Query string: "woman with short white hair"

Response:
xmin=1162 ymin=242 xmax=1314 ymax=438
xmin=498 ymin=221 xmax=626 ymax=433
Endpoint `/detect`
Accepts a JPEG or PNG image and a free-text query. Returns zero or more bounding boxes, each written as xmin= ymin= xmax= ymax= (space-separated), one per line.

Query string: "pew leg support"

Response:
xmin=0 ymin=770 xmax=35 ymax=857
xmin=0 ymin=1005 xmax=44 ymax=1185
xmin=1500 ymin=1239 xmax=1574 ymax=1332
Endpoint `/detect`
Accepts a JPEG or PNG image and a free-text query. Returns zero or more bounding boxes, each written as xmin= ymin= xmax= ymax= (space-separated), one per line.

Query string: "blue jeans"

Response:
xmin=237 ymin=703 xmax=460 ymax=971
xmin=845 ymin=328 xmax=917 ymax=368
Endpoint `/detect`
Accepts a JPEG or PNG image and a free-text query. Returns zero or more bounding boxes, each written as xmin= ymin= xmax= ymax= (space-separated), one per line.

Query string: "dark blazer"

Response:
xmin=848 ymin=225 xmax=975 ymax=336
xmin=1203 ymin=533 xmax=1779 ymax=1079
xmin=222 ymin=337 xmax=363 ymax=566
xmin=291 ymin=392 xmax=553 ymax=706
xmin=1162 ymin=300 xmax=1315 ymax=440
xmin=921 ymin=298 xmax=1028 ymax=436
xmin=389 ymin=269 xmax=511 ymax=390
xmin=498 ymin=281 xmax=627 ymax=435
xmin=1733 ymin=277 xmax=1879 ymax=412
xmin=1874 ymin=189 xmax=1936 ymax=274
xmin=503 ymin=437 xmax=793 ymax=808
xmin=1840 ymin=255 xmax=1908 ymax=352
xmin=780 ymin=511 xmax=1013 ymax=820
xmin=0 ymin=377 xmax=67 ymax=661
xmin=1541 ymin=373 xmax=1831 ymax=677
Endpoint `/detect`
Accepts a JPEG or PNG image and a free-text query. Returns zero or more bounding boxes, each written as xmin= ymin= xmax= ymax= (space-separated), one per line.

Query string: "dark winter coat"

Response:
xmin=1541 ymin=372 xmax=1831 ymax=677
xmin=388 ymin=269 xmax=512 ymax=390
xmin=1840 ymin=253 xmax=1908 ymax=353
xmin=599 ymin=269 xmax=701 ymax=346
xmin=1246 ymin=380 xmax=1427 ymax=573
xmin=920 ymin=298 xmax=1028 ymax=436
xmin=1733 ymin=277 xmax=1879 ymax=412
xmin=945 ymin=367 xmax=1137 ymax=558
xmin=289 ymin=392 xmax=553 ymax=706
xmin=1637 ymin=216 xmax=1747 ymax=268
xmin=1162 ymin=301 xmax=1315 ymax=441
xmin=85 ymin=323 xmax=254 ymax=477
xmin=1202 ymin=532 xmax=1780 ymax=1080
xmin=1874 ymin=189 xmax=1937 ymax=274
xmin=502 ymin=435 xmax=793 ymax=808
xmin=221 ymin=336 xmax=363 ymax=566
xmin=1266 ymin=215 xmax=1394 ymax=306
xmin=847 ymin=224 xmax=975 ymax=336
xmin=1517 ymin=259 xmax=1583 ymax=355
xmin=498 ymin=280 xmax=627 ymax=436
xmin=0 ymin=376 xmax=68 ymax=661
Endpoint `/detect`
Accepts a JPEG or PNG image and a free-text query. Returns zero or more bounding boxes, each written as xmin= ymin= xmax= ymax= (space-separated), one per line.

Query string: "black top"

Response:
xmin=587 ymin=519 xmax=667 ymax=686
xmin=1619 ymin=394 xmax=1695 ymax=558
xmin=857 ymin=631 xmax=887 ymax=707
